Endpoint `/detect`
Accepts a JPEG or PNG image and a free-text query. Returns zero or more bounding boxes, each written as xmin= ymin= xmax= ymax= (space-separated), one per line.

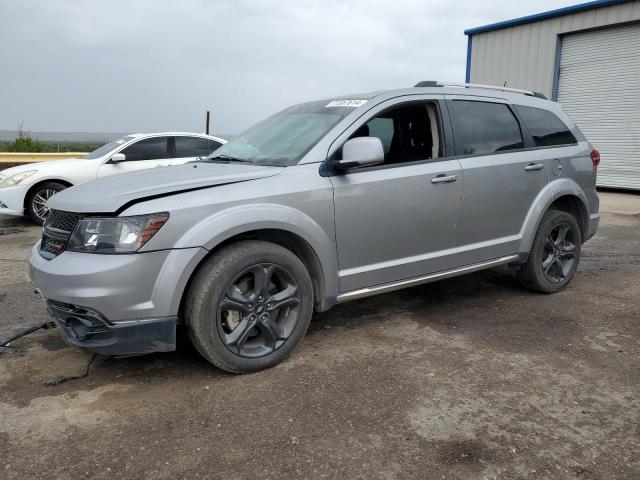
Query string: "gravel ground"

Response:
xmin=0 ymin=211 xmax=639 ymax=480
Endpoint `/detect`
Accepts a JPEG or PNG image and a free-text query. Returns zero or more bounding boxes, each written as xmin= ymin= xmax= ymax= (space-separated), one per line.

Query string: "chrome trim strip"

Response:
xmin=336 ymin=255 xmax=519 ymax=303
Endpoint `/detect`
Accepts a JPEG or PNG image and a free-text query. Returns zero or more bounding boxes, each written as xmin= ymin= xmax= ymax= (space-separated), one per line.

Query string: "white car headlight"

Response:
xmin=0 ymin=170 xmax=37 ymax=188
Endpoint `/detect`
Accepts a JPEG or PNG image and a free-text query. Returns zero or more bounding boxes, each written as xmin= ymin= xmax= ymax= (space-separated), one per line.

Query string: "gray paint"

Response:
xmin=30 ymin=86 xmax=599 ymax=347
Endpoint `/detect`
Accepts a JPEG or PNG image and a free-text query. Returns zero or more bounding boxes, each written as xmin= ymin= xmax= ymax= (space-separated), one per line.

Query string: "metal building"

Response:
xmin=465 ymin=0 xmax=640 ymax=189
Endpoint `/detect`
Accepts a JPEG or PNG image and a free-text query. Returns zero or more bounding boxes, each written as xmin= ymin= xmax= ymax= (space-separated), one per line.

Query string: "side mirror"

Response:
xmin=109 ymin=153 xmax=126 ymax=163
xmin=334 ymin=137 xmax=384 ymax=171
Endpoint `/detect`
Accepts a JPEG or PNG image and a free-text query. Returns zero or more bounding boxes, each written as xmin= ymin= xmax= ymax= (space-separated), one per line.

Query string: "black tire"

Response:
xmin=25 ymin=181 xmax=67 ymax=225
xmin=518 ymin=209 xmax=582 ymax=293
xmin=184 ymin=240 xmax=314 ymax=373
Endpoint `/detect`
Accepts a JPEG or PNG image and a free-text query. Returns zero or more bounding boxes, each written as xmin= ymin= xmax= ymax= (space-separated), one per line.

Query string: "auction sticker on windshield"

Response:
xmin=325 ymin=100 xmax=368 ymax=108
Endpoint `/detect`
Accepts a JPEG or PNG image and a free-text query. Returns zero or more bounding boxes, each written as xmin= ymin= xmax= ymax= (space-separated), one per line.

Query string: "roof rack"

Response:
xmin=414 ymin=81 xmax=547 ymax=99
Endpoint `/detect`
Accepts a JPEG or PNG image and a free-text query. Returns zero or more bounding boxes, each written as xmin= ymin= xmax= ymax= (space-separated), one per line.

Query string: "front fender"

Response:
xmin=173 ymin=203 xmax=340 ymax=300
xmin=518 ymin=178 xmax=589 ymax=254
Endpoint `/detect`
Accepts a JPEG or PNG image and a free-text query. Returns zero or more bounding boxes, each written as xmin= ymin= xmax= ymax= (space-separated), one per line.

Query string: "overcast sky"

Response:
xmin=1 ymin=0 xmax=575 ymax=135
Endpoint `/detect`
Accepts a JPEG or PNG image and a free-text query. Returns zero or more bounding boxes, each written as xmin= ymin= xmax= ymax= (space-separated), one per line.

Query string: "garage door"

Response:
xmin=557 ymin=23 xmax=640 ymax=190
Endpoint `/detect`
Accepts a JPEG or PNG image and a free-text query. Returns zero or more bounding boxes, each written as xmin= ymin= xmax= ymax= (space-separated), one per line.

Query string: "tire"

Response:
xmin=184 ymin=240 xmax=314 ymax=373
xmin=25 ymin=181 xmax=67 ymax=225
xmin=518 ymin=209 xmax=582 ymax=293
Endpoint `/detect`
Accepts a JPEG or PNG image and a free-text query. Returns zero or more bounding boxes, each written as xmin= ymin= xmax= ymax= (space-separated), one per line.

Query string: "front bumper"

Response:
xmin=28 ymin=244 xmax=208 ymax=356
xmin=47 ymin=301 xmax=176 ymax=356
xmin=0 ymin=184 xmax=28 ymax=216
xmin=28 ymin=244 xmax=207 ymax=320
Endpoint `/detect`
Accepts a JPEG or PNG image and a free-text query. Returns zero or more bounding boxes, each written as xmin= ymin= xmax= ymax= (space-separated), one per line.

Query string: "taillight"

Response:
xmin=590 ymin=149 xmax=601 ymax=168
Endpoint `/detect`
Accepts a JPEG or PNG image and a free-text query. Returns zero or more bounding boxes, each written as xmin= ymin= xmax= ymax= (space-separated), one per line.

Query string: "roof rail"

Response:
xmin=414 ymin=81 xmax=547 ymax=99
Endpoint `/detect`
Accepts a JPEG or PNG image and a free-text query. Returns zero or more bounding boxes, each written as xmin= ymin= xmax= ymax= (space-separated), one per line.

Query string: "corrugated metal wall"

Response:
xmin=469 ymin=0 xmax=640 ymax=96
xmin=557 ymin=23 xmax=640 ymax=189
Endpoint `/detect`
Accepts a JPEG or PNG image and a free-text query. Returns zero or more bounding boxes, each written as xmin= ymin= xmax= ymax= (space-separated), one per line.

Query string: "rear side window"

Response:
xmin=449 ymin=100 xmax=523 ymax=156
xmin=121 ymin=137 xmax=169 ymax=161
xmin=174 ymin=136 xmax=212 ymax=158
xmin=515 ymin=105 xmax=577 ymax=147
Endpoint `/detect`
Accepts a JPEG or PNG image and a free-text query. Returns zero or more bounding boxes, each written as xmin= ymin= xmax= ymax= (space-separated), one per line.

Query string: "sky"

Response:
xmin=0 ymin=0 xmax=576 ymax=135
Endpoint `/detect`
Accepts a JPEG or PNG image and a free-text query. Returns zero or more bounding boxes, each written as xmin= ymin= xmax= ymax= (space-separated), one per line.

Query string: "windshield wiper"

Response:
xmin=200 ymin=154 xmax=249 ymax=163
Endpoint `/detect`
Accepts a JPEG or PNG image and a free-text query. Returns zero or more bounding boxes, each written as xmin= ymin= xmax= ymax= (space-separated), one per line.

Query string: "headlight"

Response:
xmin=67 ymin=213 xmax=169 ymax=254
xmin=0 ymin=170 xmax=37 ymax=188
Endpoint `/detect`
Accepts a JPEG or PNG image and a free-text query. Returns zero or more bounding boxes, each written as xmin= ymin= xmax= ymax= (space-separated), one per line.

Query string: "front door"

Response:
xmin=97 ymin=136 xmax=172 ymax=178
xmin=330 ymin=99 xmax=463 ymax=292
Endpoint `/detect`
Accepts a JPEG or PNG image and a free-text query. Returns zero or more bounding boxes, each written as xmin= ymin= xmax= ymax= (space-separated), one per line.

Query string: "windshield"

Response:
xmin=83 ymin=135 xmax=136 ymax=159
xmin=204 ymin=100 xmax=361 ymax=166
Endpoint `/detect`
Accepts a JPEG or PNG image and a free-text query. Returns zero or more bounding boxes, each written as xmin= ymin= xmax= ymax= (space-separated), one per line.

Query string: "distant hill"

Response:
xmin=0 ymin=130 xmax=235 ymax=143
xmin=0 ymin=130 xmax=125 ymax=142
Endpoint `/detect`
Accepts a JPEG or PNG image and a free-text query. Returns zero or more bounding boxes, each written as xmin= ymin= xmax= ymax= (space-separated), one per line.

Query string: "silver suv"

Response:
xmin=28 ymin=82 xmax=600 ymax=373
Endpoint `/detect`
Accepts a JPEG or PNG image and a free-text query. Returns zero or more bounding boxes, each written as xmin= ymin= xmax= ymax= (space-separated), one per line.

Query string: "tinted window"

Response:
xmin=515 ymin=105 xmax=577 ymax=147
xmin=209 ymin=140 xmax=222 ymax=153
xmin=121 ymin=137 xmax=168 ymax=161
xmin=449 ymin=101 xmax=523 ymax=155
xmin=174 ymin=136 xmax=211 ymax=158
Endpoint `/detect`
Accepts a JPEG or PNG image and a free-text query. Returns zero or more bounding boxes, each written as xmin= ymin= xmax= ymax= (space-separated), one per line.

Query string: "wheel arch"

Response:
xmin=23 ymin=179 xmax=74 ymax=211
xmin=519 ymin=179 xmax=590 ymax=255
xmin=548 ymin=195 xmax=589 ymax=240
xmin=179 ymin=228 xmax=330 ymax=320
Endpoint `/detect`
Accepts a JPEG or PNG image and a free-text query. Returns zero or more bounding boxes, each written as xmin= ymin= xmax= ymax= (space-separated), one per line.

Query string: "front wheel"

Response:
xmin=184 ymin=240 xmax=314 ymax=373
xmin=518 ymin=209 xmax=582 ymax=293
xmin=25 ymin=181 xmax=67 ymax=225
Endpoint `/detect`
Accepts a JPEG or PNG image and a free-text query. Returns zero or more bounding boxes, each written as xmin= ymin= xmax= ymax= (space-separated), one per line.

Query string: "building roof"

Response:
xmin=464 ymin=0 xmax=633 ymax=35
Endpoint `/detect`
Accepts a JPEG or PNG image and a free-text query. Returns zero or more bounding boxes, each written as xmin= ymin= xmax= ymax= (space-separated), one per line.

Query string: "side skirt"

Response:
xmin=336 ymin=254 xmax=519 ymax=303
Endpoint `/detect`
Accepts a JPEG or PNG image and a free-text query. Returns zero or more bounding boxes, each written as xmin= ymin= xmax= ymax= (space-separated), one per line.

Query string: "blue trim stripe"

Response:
xmin=465 ymin=35 xmax=472 ymax=82
xmin=551 ymin=35 xmax=563 ymax=100
xmin=464 ymin=0 xmax=632 ymax=35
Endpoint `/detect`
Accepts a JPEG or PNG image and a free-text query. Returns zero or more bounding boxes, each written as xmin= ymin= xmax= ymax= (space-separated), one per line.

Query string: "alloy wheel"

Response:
xmin=31 ymin=188 xmax=57 ymax=221
xmin=541 ymin=222 xmax=576 ymax=284
xmin=217 ymin=263 xmax=302 ymax=358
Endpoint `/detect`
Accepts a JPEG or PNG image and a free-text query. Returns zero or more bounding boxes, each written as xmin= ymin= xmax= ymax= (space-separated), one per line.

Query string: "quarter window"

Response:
xmin=174 ymin=136 xmax=214 ymax=158
xmin=449 ymin=100 xmax=523 ymax=156
xmin=209 ymin=140 xmax=223 ymax=153
xmin=515 ymin=105 xmax=577 ymax=147
xmin=121 ymin=137 xmax=168 ymax=161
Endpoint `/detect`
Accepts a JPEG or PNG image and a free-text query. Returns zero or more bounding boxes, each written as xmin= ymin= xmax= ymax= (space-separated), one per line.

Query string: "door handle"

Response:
xmin=431 ymin=174 xmax=458 ymax=184
xmin=525 ymin=163 xmax=545 ymax=172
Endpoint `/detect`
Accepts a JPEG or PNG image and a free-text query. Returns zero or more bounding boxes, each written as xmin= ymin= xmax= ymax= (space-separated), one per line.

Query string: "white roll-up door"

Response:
xmin=557 ymin=23 xmax=640 ymax=190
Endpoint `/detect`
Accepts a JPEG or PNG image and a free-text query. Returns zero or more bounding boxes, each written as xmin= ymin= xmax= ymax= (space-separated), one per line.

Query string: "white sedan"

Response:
xmin=0 ymin=132 xmax=226 ymax=224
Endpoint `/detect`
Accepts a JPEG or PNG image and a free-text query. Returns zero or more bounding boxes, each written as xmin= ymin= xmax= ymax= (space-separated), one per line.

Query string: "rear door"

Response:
xmin=445 ymin=96 xmax=549 ymax=265
xmin=97 ymin=136 xmax=172 ymax=178
xmin=330 ymin=96 xmax=463 ymax=292
xmin=172 ymin=136 xmax=221 ymax=165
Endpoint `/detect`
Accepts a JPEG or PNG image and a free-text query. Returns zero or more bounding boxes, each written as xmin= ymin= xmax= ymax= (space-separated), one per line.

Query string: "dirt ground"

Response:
xmin=1 ymin=210 xmax=639 ymax=480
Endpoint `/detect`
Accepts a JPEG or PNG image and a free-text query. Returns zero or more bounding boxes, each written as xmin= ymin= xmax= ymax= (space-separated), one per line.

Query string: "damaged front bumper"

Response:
xmin=46 ymin=301 xmax=176 ymax=356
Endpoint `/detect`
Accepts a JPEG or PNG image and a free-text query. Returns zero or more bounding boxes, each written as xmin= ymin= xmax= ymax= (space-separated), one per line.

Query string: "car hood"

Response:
xmin=0 ymin=157 xmax=89 ymax=177
xmin=48 ymin=162 xmax=285 ymax=214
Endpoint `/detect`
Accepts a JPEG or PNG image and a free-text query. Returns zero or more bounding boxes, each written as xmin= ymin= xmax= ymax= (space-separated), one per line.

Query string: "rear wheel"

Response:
xmin=518 ymin=209 xmax=582 ymax=293
xmin=184 ymin=240 xmax=313 ymax=373
xmin=26 ymin=181 xmax=67 ymax=225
